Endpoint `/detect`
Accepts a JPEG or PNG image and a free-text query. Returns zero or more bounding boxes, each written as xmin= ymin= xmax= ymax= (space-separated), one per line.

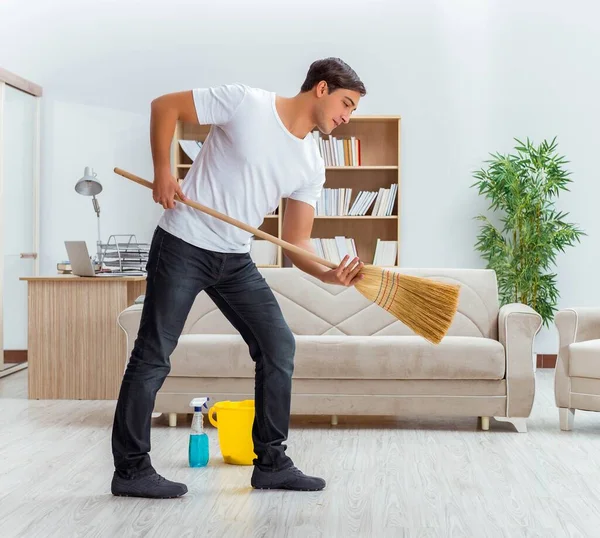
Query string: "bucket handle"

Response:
xmin=208 ymin=406 xmax=218 ymax=428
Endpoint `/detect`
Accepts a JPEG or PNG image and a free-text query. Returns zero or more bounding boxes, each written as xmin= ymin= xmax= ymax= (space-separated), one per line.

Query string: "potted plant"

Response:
xmin=471 ymin=137 xmax=585 ymax=328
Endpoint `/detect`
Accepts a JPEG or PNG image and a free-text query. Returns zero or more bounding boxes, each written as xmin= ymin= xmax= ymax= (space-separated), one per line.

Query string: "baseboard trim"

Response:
xmin=0 ymin=352 xmax=560 ymax=369
xmin=0 ymin=362 xmax=28 ymax=378
xmin=537 ymin=354 xmax=557 ymax=369
xmin=4 ymin=350 xmax=27 ymax=363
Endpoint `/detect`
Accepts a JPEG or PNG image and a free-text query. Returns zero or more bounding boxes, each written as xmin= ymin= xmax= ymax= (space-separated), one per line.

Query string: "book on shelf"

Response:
xmin=373 ymin=239 xmax=398 ymax=266
xmin=179 ymin=140 xmax=203 ymax=161
xmin=311 ymin=132 xmax=361 ymax=167
xmin=316 ymin=188 xmax=352 ymax=216
xmin=309 ymin=236 xmax=397 ymax=265
xmin=310 ymin=236 xmax=358 ymax=265
xmin=250 ymin=239 xmax=278 ymax=266
xmin=370 ymin=183 xmax=397 ymax=217
xmin=315 ymin=185 xmax=397 ymax=217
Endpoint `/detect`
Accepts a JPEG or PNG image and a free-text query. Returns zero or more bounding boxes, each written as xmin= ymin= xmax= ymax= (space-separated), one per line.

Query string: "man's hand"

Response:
xmin=153 ymin=170 xmax=187 ymax=209
xmin=319 ymin=255 xmax=365 ymax=287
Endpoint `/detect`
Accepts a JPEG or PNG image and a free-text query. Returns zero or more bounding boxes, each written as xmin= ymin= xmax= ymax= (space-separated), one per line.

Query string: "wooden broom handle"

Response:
xmin=114 ymin=167 xmax=340 ymax=270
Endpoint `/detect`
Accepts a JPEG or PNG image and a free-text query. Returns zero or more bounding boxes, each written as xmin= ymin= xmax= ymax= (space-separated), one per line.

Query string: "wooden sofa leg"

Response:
xmin=559 ymin=408 xmax=575 ymax=431
xmin=480 ymin=416 xmax=490 ymax=431
xmin=493 ymin=416 xmax=527 ymax=433
xmin=168 ymin=413 xmax=177 ymax=427
xmin=331 ymin=415 xmax=338 ymax=426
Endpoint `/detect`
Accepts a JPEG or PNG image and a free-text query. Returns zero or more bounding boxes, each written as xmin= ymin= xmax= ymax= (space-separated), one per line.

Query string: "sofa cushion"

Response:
xmin=170 ymin=335 xmax=506 ymax=380
xmin=179 ymin=267 xmax=501 ymax=340
xmin=569 ymin=339 xmax=600 ymax=378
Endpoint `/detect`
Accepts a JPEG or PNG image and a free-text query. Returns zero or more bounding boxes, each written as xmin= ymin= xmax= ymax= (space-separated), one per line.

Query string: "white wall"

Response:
xmin=38 ymin=95 xmax=163 ymax=273
xmin=1 ymin=0 xmax=598 ymax=353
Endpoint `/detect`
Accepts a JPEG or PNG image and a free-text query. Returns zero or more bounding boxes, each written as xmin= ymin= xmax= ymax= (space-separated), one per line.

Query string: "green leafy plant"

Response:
xmin=471 ymin=137 xmax=585 ymax=327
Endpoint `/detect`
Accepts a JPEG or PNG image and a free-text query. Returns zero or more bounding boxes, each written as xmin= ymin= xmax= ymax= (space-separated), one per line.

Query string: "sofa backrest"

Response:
xmin=180 ymin=267 xmax=500 ymax=340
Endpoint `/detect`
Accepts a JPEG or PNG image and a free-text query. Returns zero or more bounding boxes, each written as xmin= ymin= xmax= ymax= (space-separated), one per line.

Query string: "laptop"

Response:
xmin=64 ymin=241 xmax=144 ymax=277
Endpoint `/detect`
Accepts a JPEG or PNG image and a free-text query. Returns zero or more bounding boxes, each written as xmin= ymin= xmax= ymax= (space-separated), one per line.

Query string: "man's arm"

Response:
xmin=149 ymin=91 xmax=198 ymax=209
xmin=281 ymin=199 xmax=364 ymax=286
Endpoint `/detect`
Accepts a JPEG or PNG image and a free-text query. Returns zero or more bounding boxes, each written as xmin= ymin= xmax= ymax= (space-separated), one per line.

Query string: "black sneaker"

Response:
xmin=111 ymin=471 xmax=188 ymax=499
xmin=251 ymin=465 xmax=326 ymax=491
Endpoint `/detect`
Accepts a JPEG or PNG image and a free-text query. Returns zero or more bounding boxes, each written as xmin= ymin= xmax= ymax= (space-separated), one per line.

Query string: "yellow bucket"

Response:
xmin=208 ymin=399 xmax=257 ymax=465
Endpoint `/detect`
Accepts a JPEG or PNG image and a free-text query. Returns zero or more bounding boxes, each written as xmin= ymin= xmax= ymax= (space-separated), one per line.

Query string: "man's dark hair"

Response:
xmin=300 ymin=57 xmax=366 ymax=96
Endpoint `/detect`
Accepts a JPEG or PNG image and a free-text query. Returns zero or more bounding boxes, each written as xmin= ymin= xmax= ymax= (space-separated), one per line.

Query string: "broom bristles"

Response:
xmin=355 ymin=267 xmax=460 ymax=344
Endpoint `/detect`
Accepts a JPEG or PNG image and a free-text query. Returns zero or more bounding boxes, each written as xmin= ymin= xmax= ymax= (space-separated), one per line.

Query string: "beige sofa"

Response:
xmin=118 ymin=267 xmax=542 ymax=432
xmin=555 ymin=307 xmax=600 ymax=430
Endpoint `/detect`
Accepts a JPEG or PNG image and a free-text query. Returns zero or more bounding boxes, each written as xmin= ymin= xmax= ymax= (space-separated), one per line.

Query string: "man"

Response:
xmin=111 ymin=57 xmax=367 ymax=498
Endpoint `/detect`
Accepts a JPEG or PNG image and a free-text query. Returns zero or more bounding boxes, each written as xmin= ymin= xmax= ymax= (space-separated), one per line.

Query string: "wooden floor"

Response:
xmin=2 ymin=369 xmax=600 ymax=537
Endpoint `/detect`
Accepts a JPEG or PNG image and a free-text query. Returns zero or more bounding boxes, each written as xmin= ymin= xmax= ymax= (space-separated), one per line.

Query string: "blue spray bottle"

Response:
xmin=189 ymin=397 xmax=210 ymax=467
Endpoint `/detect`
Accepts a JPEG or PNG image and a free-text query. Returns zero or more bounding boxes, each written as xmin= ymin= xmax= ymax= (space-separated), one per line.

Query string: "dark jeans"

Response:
xmin=111 ymin=226 xmax=295 ymax=478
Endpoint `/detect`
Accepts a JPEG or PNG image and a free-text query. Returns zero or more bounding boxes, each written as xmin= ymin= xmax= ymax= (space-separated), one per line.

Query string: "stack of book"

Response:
xmin=251 ymin=237 xmax=399 ymax=267
xmin=373 ymin=239 xmax=398 ymax=266
xmin=312 ymin=132 xmax=361 ymax=166
xmin=317 ymin=185 xmax=397 ymax=217
xmin=250 ymin=240 xmax=278 ymax=266
xmin=366 ymin=184 xmax=397 ymax=216
xmin=310 ymin=236 xmax=358 ymax=264
xmin=309 ymin=237 xmax=397 ymax=265
xmin=316 ymin=188 xmax=352 ymax=216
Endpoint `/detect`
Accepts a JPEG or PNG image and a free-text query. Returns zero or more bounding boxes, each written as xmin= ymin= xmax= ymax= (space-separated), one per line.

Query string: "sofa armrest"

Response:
xmin=117 ymin=304 xmax=143 ymax=358
xmin=556 ymin=307 xmax=600 ymax=345
xmin=555 ymin=307 xmax=600 ymax=408
xmin=498 ymin=303 xmax=543 ymax=417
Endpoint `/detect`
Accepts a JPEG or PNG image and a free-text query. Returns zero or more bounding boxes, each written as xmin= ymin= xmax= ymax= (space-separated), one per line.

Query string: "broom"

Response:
xmin=114 ymin=167 xmax=460 ymax=344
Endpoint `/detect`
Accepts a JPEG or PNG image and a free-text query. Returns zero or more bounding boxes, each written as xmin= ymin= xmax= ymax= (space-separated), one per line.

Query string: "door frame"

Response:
xmin=0 ymin=68 xmax=42 ymax=377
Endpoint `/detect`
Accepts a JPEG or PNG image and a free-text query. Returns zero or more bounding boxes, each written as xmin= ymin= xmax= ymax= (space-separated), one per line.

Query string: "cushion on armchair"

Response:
xmin=569 ymin=339 xmax=600 ymax=378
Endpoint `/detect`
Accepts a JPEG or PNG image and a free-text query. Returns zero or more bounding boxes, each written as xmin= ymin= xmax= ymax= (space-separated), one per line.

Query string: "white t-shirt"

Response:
xmin=158 ymin=83 xmax=326 ymax=253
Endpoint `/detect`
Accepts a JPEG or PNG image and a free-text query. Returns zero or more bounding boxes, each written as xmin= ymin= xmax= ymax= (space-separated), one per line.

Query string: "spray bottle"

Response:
xmin=189 ymin=397 xmax=210 ymax=467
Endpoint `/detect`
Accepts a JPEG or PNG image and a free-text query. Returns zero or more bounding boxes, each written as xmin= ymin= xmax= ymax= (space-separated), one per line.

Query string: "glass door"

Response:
xmin=0 ymin=79 xmax=40 ymax=376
